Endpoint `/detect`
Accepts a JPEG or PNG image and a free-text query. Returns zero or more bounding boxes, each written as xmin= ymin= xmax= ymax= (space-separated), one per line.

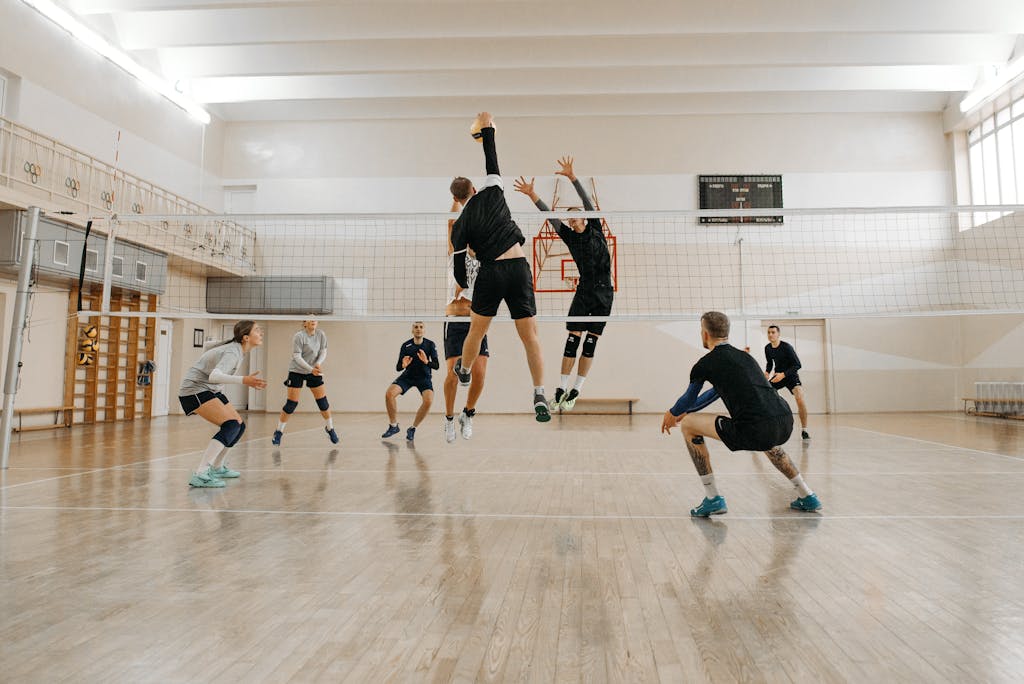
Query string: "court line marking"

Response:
xmin=842 ymin=425 xmax=1024 ymax=462
xmin=4 ymin=504 xmax=1024 ymax=522
xmin=9 ymin=467 xmax=1021 ymax=477
xmin=0 ymin=427 xmax=323 ymax=491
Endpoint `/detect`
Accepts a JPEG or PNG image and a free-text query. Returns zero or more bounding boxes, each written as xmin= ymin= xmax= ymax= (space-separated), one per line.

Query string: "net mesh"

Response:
xmin=81 ymin=206 xmax=1024 ymax=321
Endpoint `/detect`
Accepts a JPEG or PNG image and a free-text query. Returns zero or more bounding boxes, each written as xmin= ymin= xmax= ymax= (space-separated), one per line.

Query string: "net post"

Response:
xmin=101 ymin=215 xmax=118 ymax=315
xmin=1 ymin=206 xmax=41 ymax=469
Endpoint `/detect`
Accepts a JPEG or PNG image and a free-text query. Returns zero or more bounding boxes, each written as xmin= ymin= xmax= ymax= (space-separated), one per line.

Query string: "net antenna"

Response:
xmin=531 ymin=177 xmax=618 ymax=293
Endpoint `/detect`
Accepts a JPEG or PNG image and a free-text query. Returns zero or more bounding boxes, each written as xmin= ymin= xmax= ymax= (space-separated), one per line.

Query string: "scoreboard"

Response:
xmin=698 ymin=175 xmax=783 ymax=224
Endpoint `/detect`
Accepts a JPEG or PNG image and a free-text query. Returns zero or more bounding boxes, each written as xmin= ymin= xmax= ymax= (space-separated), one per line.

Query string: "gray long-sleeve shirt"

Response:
xmin=179 ymin=342 xmax=244 ymax=395
xmin=289 ymin=329 xmax=328 ymax=373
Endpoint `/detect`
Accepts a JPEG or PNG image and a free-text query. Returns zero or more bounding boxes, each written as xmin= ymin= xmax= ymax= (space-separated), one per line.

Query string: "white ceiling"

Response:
xmin=62 ymin=0 xmax=1024 ymax=122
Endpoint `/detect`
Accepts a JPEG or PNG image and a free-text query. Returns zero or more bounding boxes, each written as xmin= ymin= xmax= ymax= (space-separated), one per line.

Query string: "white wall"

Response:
xmin=0 ymin=0 xmax=222 ymax=208
xmin=222 ymin=112 xmax=952 ymax=212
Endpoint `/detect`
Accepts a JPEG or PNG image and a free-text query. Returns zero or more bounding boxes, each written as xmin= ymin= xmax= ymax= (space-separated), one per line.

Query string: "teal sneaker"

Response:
xmin=790 ymin=493 xmax=822 ymax=512
xmin=189 ymin=471 xmax=225 ymax=488
xmin=210 ymin=465 xmax=240 ymax=479
xmin=690 ymin=495 xmax=728 ymax=517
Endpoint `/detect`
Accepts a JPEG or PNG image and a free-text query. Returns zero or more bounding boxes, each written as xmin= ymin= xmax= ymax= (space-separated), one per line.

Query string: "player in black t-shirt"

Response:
xmin=449 ymin=112 xmax=549 ymax=423
xmin=765 ymin=324 xmax=810 ymax=440
xmin=514 ymin=155 xmax=613 ymax=412
xmin=661 ymin=312 xmax=821 ymax=516
xmin=383 ymin=322 xmax=440 ymax=442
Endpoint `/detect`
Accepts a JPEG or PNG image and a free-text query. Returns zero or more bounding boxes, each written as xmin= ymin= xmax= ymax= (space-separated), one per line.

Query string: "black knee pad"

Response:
xmin=315 ymin=396 xmax=330 ymax=411
xmin=227 ymin=421 xmax=247 ymax=447
xmin=563 ymin=333 xmax=581 ymax=358
xmin=690 ymin=436 xmax=705 ymax=445
xmin=214 ymin=419 xmax=242 ymax=447
xmin=581 ymin=333 xmax=599 ymax=358
xmin=282 ymin=399 xmax=298 ymax=414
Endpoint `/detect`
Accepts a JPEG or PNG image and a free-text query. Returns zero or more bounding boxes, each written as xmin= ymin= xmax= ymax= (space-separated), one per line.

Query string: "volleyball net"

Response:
xmin=72 ymin=205 xmax=1024 ymax=322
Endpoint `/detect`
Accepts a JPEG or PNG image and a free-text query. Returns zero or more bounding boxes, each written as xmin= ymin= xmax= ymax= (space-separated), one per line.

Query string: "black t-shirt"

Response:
xmin=690 ymin=343 xmax=791 ymax=423
xmin=556 ymin=220 xmax=611 ymax=288
xmin=764 ymin=341 xmax=802 ymax=375
xmin=395 ymin=337 xmax=439 ymax=382
xmin=451 ymin=184 xmax=525 ymax=263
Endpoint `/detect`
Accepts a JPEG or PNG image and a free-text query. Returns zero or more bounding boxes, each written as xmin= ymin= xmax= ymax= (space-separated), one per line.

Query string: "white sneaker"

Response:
xmin=458 ymin=411 xmax=473 ymax=440
xmin=444 ymin=417 xmax=456 ymax=443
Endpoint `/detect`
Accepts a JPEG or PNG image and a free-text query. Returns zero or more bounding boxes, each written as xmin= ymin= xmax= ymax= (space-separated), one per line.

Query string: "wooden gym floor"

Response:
xmin=1 ymin=411 xmax=1023 ymax=682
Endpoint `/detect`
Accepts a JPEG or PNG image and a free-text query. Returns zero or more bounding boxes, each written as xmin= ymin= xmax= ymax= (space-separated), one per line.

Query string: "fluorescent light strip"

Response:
xmin=960 ymin=55 xmax=1024 ymax=114
xmin=21 ymin=0 xmax=210 ymax=124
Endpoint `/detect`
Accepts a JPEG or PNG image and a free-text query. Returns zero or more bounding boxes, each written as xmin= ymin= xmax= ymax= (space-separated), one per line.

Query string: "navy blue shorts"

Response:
xmin=179 ymin=391 xmax=228 ymax=416
xmin=392 ymin=376 xmax=433 ymax=395
xmin=444 ymin=321 xmax=489 ymax=359
xmin=285 ymin=371 xmax=325 ymax=388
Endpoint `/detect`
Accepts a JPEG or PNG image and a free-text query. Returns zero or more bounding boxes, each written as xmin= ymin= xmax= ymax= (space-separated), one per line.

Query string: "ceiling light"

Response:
xmin=20 ymin=0 xmax=210 ymax=124
xmin=960 ymin=55 xmax=1024 ymax=114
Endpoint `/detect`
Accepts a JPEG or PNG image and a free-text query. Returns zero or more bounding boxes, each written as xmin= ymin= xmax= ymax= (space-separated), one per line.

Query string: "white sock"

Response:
xmin=390 ymin=422 xmax=398 ymax=428
xmin=700 ymin=474 xmax=720 ymax=499
xmin=559 ymin=375 xmax=570 ymax=391
xmin=534 ymin=386 xmax=545 ymax=396
xmin=325 ymin=417 xmax=333 ymax=430
xmin=277 ymin=422 xmax=287 ymax=432
xmin=212 ymin=448 xmax=229 ymax=470
xmin=573 ymin=376 xmax=586 ymax=392
xmin=790 ymin=474 xmax=813 ymax=498
xmin=196 ymin=439 xmax=224 ymax=475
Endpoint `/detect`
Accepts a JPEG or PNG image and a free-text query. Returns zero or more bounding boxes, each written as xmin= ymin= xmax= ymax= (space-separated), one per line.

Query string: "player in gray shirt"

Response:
xmin=272 ymin=318 xmax=339 ymax=445
xmin=178 ymin=320 xmax=267 ymax=487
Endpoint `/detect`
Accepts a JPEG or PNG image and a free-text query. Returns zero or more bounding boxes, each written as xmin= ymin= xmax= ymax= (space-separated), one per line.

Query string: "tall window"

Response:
xmin=0 ymin=72 xmax=6 ymax=117
xmin=968 ymin=94 xmax=1024 ymax=206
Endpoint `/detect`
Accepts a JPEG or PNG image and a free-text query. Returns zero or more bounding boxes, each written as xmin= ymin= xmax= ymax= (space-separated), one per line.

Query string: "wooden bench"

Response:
xmin=3 ymin=406 xmax=75 ymax=432
xmin=558 ymin=398 xmax=640 ymax=415
xmin=962 ymin=397 xmax=1024 ymax=421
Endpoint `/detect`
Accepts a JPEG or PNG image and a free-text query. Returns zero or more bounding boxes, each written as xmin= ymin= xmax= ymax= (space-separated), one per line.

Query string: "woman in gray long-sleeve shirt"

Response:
xmin=272 ymin=319 xmax=339 ymax=446
xmin=179 ymin=320 xmax=267 ymax=488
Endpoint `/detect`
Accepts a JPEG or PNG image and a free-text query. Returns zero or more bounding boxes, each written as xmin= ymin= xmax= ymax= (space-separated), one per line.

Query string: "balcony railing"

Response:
xmin=0 ymin=116 xmax=255 ymax=276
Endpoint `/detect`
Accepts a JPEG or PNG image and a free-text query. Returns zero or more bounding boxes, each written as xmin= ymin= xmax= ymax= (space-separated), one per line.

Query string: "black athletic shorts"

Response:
xmin=566 ymin=282 xmax=614 ymax=334
xmin=471 ymin=258 xmax=537 ymax=319
xmin=179 ymin=391 xmax=229 ymax=416
xmin=771 ymin=373 xmax=802 ymax=393
xmin=443 ymin=321 xmax=489 ymax=359
xmin=392 ymin=376 xmax=433 ymax=395
xmin=284 ymin=371 xmax=325 ymax=389
xmin=715 ymin=413 xmax=794 ymax=452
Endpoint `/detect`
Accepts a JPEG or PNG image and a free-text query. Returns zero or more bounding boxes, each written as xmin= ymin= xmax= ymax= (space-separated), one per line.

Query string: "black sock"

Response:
xmin=463 ymin=408 xmax=476 ymax=417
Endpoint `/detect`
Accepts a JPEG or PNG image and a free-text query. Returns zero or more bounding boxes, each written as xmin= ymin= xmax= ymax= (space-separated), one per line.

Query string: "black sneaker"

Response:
xmin=801 ymin=430 xmax=810 ymax=441
xmin=453 ymin=358 xmax=472 ymax=387
xmin=534 ymin=393 xmax=551 ymax=422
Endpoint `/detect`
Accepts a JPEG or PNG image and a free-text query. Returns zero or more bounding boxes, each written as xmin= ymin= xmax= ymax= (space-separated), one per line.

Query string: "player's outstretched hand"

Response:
xmin=244 ymin=370 xmax=268 ymax=390
xmin=513 ymin=176 xmax=536 ymax=197
xmin=475 ymin=111 xmax=493 ymax=129
xmin=555 ymin=156 xmax=576 ymax=181
xmin=661 ymin=410 xmax=683 ymax=435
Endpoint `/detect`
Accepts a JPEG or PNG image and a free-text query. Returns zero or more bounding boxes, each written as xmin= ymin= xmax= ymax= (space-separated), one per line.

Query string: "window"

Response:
xmin=85 ymin=249 xmax=98 ymax=272
xmin=111 ymin=255 xmax=123 ymax=278
xmin=0 ymin=72 xmax=6 ymax=118
xmin=968 ymin=93 xmax=1024 ymax=206
xmin=135 ymin=260 xmax=147 ymax=282
xmin=53 ymin=241 xmax=69 ymax=266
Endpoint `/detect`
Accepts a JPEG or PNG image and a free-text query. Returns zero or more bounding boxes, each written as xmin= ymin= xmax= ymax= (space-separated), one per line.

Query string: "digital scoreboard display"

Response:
xmin=698 ymin=175 xmax=783 ymax=224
